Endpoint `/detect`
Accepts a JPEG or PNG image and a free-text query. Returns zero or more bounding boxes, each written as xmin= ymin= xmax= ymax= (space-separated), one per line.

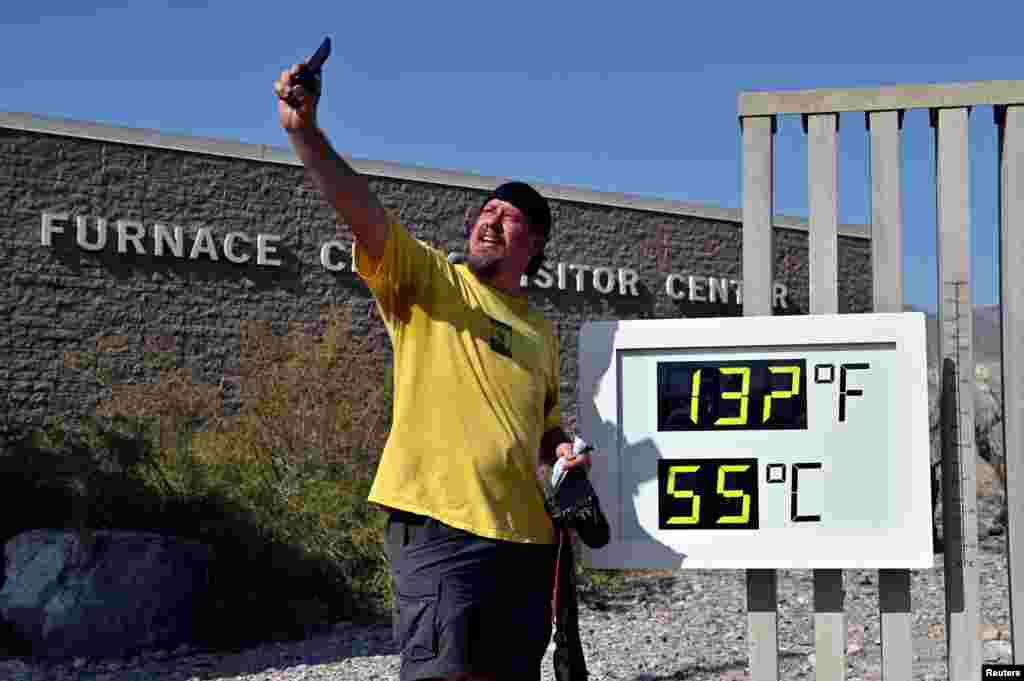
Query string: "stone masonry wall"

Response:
xmin=0 ymin=127 xmax=873 ymax=440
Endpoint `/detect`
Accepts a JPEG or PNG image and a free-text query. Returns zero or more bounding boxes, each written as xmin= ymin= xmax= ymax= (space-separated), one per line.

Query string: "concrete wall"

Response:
xmin=0 ymin=115 xmax=873 ymax=440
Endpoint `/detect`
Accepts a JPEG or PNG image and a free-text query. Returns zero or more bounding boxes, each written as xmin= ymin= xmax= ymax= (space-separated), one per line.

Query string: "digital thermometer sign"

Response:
xmin=576 ymin=313 xmax=933 ymax=569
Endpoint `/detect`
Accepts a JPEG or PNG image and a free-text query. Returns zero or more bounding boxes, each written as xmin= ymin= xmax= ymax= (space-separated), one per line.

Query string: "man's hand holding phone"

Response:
xmin=274 ymin=37 xmax=331 ymax=132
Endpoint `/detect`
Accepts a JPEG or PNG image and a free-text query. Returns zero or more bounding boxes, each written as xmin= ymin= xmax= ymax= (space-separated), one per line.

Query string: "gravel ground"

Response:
xmin=2 ymin=499 xmax=1014 ymax=681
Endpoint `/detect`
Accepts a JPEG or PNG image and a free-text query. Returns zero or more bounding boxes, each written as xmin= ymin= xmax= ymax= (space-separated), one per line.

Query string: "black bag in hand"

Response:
xmin=545 ymin=439 xmax=609 ymax=681
xmin=545 ymin=466 xmax=610 ymax=550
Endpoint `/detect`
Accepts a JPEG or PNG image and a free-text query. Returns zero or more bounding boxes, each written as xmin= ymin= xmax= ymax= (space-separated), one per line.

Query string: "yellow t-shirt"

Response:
xmin=353 ymin=214 xmax=560 ymax=545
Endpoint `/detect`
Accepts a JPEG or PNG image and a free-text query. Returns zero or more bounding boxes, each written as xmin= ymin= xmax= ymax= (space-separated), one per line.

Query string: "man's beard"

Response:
xmin=464 ymin=251 xmax=504 ymax=278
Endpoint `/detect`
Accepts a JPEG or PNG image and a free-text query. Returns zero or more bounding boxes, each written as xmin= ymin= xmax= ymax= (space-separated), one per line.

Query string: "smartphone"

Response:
xmin=306 ymin=37 xmax=332 ymax=74
xmin=290 ymin=37 xmax=331 ymax=100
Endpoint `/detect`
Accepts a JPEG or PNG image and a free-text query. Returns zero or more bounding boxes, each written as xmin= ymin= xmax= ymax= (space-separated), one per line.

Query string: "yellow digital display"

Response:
xmin=658 ymin=458 xmax=759 ymax=530
xmin=657 ymin=360 xmax=807 ymax=431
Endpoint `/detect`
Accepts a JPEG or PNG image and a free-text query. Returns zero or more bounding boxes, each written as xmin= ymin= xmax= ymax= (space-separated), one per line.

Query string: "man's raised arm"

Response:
xmin=274 ymin=63 xmax=390 ymax=261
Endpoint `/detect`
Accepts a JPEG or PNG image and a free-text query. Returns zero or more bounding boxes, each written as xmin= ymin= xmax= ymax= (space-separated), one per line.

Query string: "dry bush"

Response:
xmin=88 ymin=304 xmax=396 ymax=633
xmin=194 ymin=304 xmax=390 ymax=483
xmin=95 ymin=304 xmax=390 ymax=491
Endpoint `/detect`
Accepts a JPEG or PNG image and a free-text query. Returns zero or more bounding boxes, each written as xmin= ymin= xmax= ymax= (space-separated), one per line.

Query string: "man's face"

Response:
xmin=465 ymin=199 xmax=542 ymax=278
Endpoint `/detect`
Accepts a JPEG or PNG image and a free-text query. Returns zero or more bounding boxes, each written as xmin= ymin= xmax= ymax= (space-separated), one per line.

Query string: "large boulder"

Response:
xmin=0 ymin=529 xmax=213 ymax=660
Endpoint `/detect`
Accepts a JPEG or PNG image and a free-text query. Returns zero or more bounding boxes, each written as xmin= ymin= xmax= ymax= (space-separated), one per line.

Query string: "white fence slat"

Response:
xmin=742 ymin=113 xmax=779 ymax=681
xmin=934 ymin=105 xmax=981 ymax=680
xmin=868 ymin=108 xmax=915 ymax=681
xmin=998 ymin=104 xmax=1024 ymax=663
xmin=807 ymin=113 xmax=839 ymax=315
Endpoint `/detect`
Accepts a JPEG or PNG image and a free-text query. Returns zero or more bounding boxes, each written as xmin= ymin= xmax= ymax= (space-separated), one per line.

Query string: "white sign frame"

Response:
xmin=576 ymin=312 xmax=933 ymax=569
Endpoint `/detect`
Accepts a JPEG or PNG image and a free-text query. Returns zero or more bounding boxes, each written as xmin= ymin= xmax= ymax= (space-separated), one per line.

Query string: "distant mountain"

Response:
xmin=903 ymin=303 xmax=1003 ymax=368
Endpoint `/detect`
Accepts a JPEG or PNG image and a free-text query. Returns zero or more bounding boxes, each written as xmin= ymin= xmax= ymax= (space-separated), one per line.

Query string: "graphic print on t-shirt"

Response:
xmin=488 ymin=317 xmax=514 ymax=358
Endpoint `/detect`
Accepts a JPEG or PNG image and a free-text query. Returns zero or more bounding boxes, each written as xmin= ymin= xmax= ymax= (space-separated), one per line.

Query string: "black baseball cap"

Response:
xmin=482 ymin=181 xmax=552 ymax=238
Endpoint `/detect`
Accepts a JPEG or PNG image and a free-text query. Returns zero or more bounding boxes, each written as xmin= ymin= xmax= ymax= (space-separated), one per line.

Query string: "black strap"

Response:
xmin=553 ymin=531 xmax=588 ymax=681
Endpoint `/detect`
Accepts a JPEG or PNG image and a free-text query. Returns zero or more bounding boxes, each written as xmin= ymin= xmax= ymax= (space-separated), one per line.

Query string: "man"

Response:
xmin=274 ymin=62 xmax=592 ymax=681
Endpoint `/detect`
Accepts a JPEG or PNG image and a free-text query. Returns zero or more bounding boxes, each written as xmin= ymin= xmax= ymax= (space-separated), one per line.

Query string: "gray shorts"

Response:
xmin=385 ymin=510 xmax=557 ymax=681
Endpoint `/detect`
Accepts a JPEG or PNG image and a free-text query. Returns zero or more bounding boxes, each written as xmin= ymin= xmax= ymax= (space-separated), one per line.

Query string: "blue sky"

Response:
xmin=6 ymin=2 xmax=1024 ymax=312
